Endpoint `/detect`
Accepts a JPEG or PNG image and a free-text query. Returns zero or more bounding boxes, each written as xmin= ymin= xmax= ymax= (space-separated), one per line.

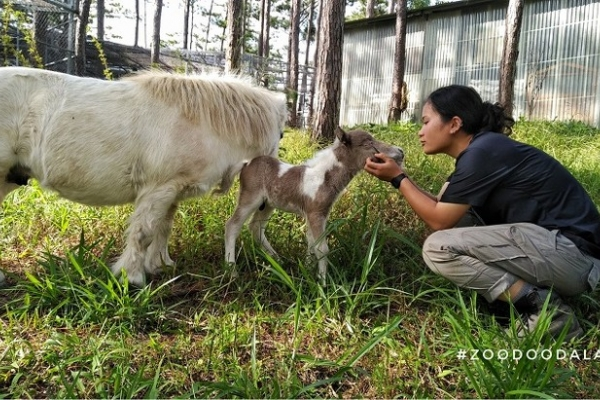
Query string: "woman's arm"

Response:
xmin=364 ymin=154 xmax=470 ymax=230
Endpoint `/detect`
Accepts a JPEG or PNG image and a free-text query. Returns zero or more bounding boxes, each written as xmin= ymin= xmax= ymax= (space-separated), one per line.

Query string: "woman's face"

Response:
xmin=418 ymin=101 xmax=455 ymax=155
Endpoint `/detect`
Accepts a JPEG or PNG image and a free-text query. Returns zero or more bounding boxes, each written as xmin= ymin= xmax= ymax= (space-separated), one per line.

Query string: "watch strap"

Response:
xmin=390 ymin=173 xmax=407 ymax=189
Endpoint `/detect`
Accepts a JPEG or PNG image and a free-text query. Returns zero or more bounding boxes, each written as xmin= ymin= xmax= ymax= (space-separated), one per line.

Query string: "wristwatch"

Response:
xmin=390 ymin=173 xmax=407 ymax=189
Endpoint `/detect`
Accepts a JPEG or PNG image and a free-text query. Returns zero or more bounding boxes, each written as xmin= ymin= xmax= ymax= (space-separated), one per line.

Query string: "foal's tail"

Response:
xmin=212 ymin=161 xmax=248 ymax=196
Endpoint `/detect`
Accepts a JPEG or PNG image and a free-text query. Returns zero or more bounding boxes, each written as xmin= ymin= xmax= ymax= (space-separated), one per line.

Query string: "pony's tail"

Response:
xmin=212 ymin=161 xmax=248 ymax=196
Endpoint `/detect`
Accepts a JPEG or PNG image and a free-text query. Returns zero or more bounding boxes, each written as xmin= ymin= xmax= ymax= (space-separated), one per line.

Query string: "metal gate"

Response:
xmin=0 ymin=0 xmax=76 ymax=72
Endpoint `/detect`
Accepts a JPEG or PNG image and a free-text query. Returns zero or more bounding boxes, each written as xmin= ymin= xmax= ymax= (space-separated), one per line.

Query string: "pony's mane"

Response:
xmin=124 ymin=71 xmax=287 ymax=148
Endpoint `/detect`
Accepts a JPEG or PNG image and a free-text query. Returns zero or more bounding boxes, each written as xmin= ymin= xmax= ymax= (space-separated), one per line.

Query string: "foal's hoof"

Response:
xmin=222 ymin=261 xmax=239 ymax=279
xmin=229 ymin=265 xmax=240 ymax=279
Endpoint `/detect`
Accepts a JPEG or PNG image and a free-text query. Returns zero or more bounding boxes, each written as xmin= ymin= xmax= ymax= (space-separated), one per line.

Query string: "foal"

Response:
xmin=223 ymin=127 xmax=404 ymax=282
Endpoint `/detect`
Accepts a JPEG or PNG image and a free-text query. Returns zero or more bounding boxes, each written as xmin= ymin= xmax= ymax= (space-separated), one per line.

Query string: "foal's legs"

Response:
xmin=248 ymin=204 xmax=278 ymax=258
xmin=144 ymin=202 xmax=178 ymax=275
xmin=306 ymin=212 xmax=329 ymax=284
xmin=224 ymin=194 xmax=266 ymax=265
xmin=112 ymin=185 xmax=179 ymax=287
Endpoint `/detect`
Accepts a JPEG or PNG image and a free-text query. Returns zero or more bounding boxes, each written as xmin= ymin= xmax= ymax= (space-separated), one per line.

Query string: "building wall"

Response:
xmin=341 ymin=0 xmax=600 ymax=127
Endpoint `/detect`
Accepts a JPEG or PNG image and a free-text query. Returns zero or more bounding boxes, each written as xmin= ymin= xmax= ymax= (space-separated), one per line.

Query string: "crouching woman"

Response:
xmin=365 ymin=85 xmax=600 ymax=341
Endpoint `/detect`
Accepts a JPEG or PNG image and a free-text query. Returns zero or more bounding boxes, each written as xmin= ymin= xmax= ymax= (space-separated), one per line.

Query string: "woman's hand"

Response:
xmin=364 ymin=153 xmax=404 ymax=181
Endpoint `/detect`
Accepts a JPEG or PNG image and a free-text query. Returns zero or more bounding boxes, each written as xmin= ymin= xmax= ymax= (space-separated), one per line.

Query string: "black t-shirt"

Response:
xmin=440 ymin=131 xmax=600 ymax=259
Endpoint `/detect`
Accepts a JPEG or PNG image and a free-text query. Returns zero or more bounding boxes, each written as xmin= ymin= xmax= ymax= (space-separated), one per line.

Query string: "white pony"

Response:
xmin=0 ymin=66 xmax=287 ymax=286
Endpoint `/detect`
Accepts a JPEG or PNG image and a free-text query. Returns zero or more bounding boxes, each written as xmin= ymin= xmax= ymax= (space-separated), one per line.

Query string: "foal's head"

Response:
xmin=333 ymin=127 xmax=404 ymax=172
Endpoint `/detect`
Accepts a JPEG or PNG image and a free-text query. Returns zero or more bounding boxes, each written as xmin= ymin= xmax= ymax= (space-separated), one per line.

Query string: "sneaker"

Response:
xmin=513 ymin=288 xmax=583 ymax=342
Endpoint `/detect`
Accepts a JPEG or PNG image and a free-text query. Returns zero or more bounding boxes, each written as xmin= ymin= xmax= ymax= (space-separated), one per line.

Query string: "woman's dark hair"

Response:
xmin=426 ymin=85 xmax=515 ymax=136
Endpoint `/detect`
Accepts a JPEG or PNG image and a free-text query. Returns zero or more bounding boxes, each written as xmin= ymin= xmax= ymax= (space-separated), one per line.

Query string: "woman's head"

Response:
xmin=425 ymin=85 xmax=514 ymax=136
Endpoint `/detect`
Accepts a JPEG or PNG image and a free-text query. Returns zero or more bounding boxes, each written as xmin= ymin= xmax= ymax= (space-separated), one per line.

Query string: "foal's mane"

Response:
xmin=124 ymin=71 xmax=286 ymax=147
xmin=305 ymin=143 xmax=339 ymax=168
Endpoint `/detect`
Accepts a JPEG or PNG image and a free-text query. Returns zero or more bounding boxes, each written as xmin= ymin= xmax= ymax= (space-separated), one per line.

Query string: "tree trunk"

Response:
xmin=258 ymin=0 xmax=271 ymax=86
xmin=96 ymin=0 xmax=104 ymax=41
xmin=205 ymin=0 xmax=215 ymax=50
xmin=75 ymin=0 xmax=92 ymax=76
xmin=388 ymin=0 xmax=408 ymax=123
xmin=241 ymin=0 xmax=249 ymax=55
xmin=183 ymin=0 xmax=191 ymax=50
xmin=287 ymin=0 xmax=301 ymax=127
xmin=225 ymin=0 xmax=243 ymax=73
xmin=299 ymin=0 xmax=316 ymax=127
xmin=189 ymin=2 xmax=195 ymax=49
xmin=307 ymin=0 xmax=323 ymax=128
xmin=135 ymin=0 xmax=140 ymax=47
xmin=499 ymin=0 xmax=524 ymax=118
xmin=258 ymin=0 xmax=266 ymax=58
xmin=366 ymin=0 xmax=376 ymax=17
xmin=151 ymin=0 xmax=163 ymax=65
xmin=311 ymin=0 xmax=345 ymax=141
xmin=262 ymin=0 xmax=271 ymax=61
xmin=142 ymin=0 xmax=147 ymax=47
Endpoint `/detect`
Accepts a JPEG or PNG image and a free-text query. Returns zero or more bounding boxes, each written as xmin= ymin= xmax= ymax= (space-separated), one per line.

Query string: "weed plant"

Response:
xmin=0 ymin=121 xmax=599 ymax=398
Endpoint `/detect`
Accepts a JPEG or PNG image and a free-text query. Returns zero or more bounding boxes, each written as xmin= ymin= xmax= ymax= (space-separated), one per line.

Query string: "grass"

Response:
xmin=1 ymin=120 xmax=600 ymax=398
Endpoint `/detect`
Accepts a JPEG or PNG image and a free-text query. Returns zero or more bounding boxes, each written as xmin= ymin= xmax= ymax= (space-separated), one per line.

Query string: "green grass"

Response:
xmin=1 ymin=121 xmax=599 ymax=398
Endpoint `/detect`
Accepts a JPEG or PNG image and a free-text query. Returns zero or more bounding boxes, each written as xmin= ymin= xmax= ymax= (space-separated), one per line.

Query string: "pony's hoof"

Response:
xmin=144 ymin=253 xmax=175 ymax=275
xmin=124 ymin=271 xmax=147 ymax=288
xmin=144 ymin=263 xmax=165 ymax=276
xmin=111 ymin=263 xmax=147 ymax=287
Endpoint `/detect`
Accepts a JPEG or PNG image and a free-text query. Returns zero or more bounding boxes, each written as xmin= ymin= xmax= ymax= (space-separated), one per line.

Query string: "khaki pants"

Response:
xmin=422 ymin=223 xmax=600 ymax=302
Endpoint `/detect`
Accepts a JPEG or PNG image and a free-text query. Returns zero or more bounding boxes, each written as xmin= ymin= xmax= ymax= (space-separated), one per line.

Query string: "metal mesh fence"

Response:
xmin=0 ymin=0 xmax=76 ymax=72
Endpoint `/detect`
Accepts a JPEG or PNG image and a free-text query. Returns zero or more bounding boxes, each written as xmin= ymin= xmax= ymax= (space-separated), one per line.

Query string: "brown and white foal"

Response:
xmin=223 ymin=127 xmax=404 ymax=282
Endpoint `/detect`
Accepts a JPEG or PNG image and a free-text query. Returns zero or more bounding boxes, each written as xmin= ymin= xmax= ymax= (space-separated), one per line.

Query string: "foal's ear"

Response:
xmin=335 ymin=126 xmax=351 ymax=145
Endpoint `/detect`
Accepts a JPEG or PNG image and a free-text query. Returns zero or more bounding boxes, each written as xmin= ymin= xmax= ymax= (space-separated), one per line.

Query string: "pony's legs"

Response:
xmin=112 ymin=186 xmax=178 ymax=287
xmin=306 ymin=212 xmax=329 ymax=284
xmin=224 ymin=195 xmax=265 ymax=265
xmin=0 ymin=182 xmax=18 ymax=206
xmin=248 ymin=204 xmax=278 ymax=258
xmin=0 ymin=161 xmax=22 ymax=205
xmin=144 ymin=202 xmax=178 ymax=275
